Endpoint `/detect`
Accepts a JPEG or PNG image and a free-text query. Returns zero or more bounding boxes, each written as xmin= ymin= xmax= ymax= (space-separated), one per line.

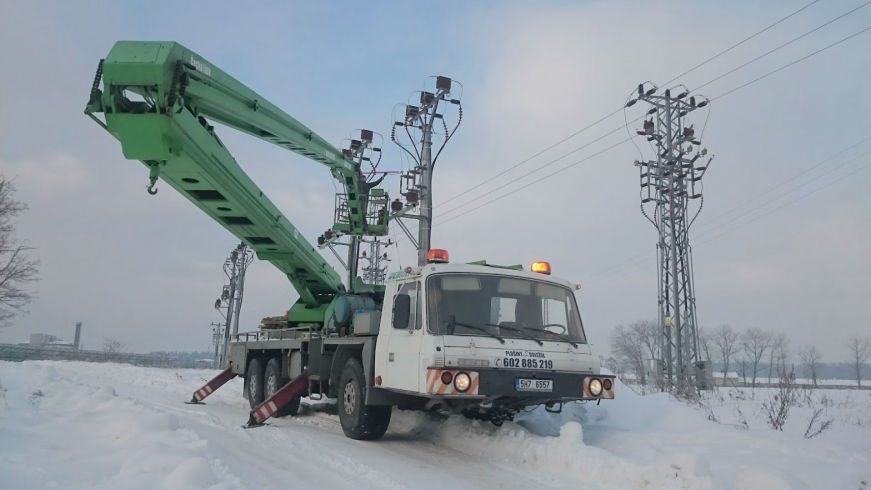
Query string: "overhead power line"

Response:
xmin=586 ymin=138 xmax=871 ymax=281
xmin=693 ymin=159 xmax=871 ymax=245
xmin=712 ymin=25 xmax=871 ymax=102
xmin=595 ymin=157 xmax=871 ymax=282
xmin=436 ymin=138 xmax=632 ymax=227
xmin=432 ymin=24 xmax=871 ymax=226
xmin=437 ymin=124 xmax=629 ymax=219
xmin=433 ymin=1 xmax=827 ymax=210
xmin=693 ymin=138 xmax=871 ymax=232
xmin=663 ymin=0 xmax=822 ymax=85
xmin=695 ymin=0 xmax=871 ymax=92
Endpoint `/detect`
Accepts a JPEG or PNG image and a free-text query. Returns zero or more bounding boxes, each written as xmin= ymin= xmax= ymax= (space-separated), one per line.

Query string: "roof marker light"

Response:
xmin=531 ymin=261 xmax=551 ymax=275
xmin=427 ymin=249 xmax=449 ymax=263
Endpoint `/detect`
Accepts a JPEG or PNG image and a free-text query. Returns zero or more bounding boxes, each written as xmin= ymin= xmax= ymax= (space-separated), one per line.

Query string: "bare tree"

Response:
xmin=102 ymin=337 xmax=124 ymax=353
xmin=610 ymin=325 xmax=646 ymax=385
xmin=847 ymin=336 xmax=871 ymax=388
xmin=698 ymin=329 xmax=712 ymax=363
xmin=740 ymin=328 xmax=770 ymax=388
xmin=767 ymin=333 xmax=788 ymax=383
xmin=0 ymin=176 xmax=39 ymax=326
xmin=631 ymin=320 xmax=659 ymax=361
xmin=712 ymin=325 xmax=739 ymax=384
xmin=773 ymin=335 xmax=790 ymax=379
xmin=798 ymin=345 xmax=822 ymax=387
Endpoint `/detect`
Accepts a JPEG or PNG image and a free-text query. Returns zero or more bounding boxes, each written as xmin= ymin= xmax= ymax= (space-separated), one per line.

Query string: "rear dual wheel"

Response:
xmin=264 ymin=357 xmax=300 ymax=417
xmin=246 ymin=357 xmax=300 ymax=416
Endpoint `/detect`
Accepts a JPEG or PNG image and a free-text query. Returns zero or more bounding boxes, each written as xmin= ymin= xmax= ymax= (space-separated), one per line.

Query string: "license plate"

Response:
xmin=515 ymin=378 xmax=553 ymax=392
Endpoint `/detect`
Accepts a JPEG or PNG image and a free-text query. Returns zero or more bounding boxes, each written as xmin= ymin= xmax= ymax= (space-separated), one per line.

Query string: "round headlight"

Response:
xmin=589 ymin=378 xmax=603 ymax=396
xmin=454 ymin=372 xmax=471 ymax=392
xmin=603 ymin=378 xmax=613 ymax=391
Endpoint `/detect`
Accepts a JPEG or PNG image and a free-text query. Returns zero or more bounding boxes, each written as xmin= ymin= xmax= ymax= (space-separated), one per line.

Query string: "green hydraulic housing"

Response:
xmin=85 ymin=41 xmax=389 ymax=314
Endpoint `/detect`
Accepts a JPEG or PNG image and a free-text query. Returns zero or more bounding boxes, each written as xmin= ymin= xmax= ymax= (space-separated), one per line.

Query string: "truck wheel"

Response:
xmin=338 ymin=357 xmax=391 ymax=440
xmin=264 ymin=357 xmax=301 ymax=417
xmin=246 ymin=358 xmax=265 ymax=410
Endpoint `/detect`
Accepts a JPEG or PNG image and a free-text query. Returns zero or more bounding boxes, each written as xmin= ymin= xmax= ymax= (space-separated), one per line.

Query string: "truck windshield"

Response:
xmin=426 ymin=274 xmax=586 ymax=343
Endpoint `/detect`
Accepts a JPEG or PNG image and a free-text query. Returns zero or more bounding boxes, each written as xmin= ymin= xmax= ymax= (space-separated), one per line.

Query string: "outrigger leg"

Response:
xmin=245 ymin=373 xmax=309 ymax=428
xmin=186 ymin=368 xmax=236 ymax=404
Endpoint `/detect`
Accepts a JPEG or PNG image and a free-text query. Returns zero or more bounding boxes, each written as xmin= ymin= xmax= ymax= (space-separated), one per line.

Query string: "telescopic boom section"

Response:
xmin=84 ymin=41 xmax=381 ymax=307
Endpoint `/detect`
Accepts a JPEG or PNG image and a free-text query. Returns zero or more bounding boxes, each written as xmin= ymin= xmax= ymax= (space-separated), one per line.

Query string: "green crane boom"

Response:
xmin=85 ymin=41 xmax=387 ymax=311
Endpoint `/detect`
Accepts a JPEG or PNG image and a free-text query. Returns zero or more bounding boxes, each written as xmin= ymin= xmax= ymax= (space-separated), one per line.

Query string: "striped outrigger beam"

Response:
xmin=189 ymin=368 xmax=236 ymax=403
xmin=425 ymin=369 xmax=480 ymax=395
xmin=246 ymin=373 xmax=309 ymax=427
xmin=253 ymin=400 xmax=280 ymax=423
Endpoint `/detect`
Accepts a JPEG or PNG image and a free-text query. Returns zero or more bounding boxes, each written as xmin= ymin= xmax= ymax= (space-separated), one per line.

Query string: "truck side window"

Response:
xmin=397 ymin=281 xmax=422 ymax=330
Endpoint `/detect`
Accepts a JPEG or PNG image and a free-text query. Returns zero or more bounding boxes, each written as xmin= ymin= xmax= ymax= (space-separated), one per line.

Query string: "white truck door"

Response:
xmin=383 ymin=280 xmax=423 ymax=392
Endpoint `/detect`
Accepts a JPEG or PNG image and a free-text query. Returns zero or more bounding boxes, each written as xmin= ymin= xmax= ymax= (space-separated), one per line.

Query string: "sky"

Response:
xmin=0 ymin=0 xmax=868 ymax=361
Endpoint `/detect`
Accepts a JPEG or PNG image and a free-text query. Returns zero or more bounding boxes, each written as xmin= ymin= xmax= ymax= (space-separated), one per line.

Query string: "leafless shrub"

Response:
xmin=102 ymin=337 xmax=124 ymax=353
xmin=728 ymin=388 xmax=746 ymax=401
xmin=734 ymin=406 xmax=749 ymax=430
xmin=706 ymin=406 xmax=719 ymax=423
xmin=798 ymin=385 xmax=813 ymax=407
xmin=762 ymin=368 xmax=797 ymax=431
xmin=804 ymin=407 xmax=833 ymax=439
xmin=819 ymin=393 xmax=833 ymax=408
xmin=29 ymin=389 xmax=43 ymax=412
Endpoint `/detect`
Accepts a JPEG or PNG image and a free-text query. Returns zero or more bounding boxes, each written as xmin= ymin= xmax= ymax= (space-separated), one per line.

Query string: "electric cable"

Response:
xmin=433 ymin=1 xmax=828 ymax=209
xmin=432 ymin=25 xmax=871 ymax=226
xmin=586 ymin=142 xmax=871 ymax=281
xmin=695 ymin=0 xmax=871 ymax=92
xmin=662 ymin=0 xmax=822 ymax=85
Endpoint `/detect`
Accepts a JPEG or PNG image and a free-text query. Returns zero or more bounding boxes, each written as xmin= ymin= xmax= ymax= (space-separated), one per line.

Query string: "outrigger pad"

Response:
xmin=242 ymin=414 xmax=268 ymax=429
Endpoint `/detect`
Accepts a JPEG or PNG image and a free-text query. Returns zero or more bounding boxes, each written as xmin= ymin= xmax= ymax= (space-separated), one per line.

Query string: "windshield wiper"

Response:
xmin=488 ymin=323 xmax=543 ymax=346
xmin=448 ymin=317 xmax=505 ymax=344
xmin=521 ymin=326 xmax=579 ymax=348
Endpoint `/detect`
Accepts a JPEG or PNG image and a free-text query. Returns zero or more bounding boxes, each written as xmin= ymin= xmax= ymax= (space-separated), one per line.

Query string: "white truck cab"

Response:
xmin=369 ymin=252 xmax=614 ymax=425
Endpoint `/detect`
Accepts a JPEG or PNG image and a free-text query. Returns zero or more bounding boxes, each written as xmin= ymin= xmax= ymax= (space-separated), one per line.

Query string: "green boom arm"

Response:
xmin=85 ymin=41 xmax=381 ymax=307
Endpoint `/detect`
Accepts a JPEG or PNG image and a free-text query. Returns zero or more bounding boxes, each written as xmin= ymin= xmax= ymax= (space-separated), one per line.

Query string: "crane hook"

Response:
xmin=147 ymin=176 xmax=159 ymax=195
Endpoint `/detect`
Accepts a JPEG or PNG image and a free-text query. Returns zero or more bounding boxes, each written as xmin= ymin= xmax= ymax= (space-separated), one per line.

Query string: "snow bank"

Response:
xmin=1 ymin=361 xmax=869 ymax=489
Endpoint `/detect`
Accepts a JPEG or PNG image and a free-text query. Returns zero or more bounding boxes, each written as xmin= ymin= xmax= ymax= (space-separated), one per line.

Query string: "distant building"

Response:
xmin=29 ymin=333 xmax=75 ymax=350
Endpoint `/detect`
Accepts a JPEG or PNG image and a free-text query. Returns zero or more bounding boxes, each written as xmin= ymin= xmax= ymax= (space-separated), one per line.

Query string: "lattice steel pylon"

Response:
xmin=625 ymin=82 xmax=714 ymax=392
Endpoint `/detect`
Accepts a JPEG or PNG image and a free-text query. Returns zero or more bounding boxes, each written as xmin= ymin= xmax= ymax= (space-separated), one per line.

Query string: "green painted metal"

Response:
xmin=85 ymin=41 xmax=388 ymax=309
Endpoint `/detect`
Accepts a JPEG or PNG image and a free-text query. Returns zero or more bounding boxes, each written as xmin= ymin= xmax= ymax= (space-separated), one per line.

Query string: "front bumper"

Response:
xmin=425 ymin=367 xmax=615 ymax=400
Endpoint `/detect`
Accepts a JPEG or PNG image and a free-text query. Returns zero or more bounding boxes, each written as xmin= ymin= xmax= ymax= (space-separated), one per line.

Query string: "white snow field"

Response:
xmin=0 ymin=361 xmax=869 ymax=489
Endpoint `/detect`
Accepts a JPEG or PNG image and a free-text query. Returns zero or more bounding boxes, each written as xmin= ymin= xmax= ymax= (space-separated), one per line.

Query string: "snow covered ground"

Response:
xmin=0 ymin=361 xmax=869 ymax=489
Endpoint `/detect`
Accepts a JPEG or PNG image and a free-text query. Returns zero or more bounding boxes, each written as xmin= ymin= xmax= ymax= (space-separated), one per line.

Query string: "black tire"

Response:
xmin=246 ymin=358 xmax=265 ymax=410
xmin=264 ymin=357 xmax=301 ymax=417
xmin=338 ymin=357 xmax=391 ymax=440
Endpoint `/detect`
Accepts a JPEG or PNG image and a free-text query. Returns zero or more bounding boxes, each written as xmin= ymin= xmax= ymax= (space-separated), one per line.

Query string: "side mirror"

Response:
xmin=392 ymin=294 xmax=411 ymax=329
